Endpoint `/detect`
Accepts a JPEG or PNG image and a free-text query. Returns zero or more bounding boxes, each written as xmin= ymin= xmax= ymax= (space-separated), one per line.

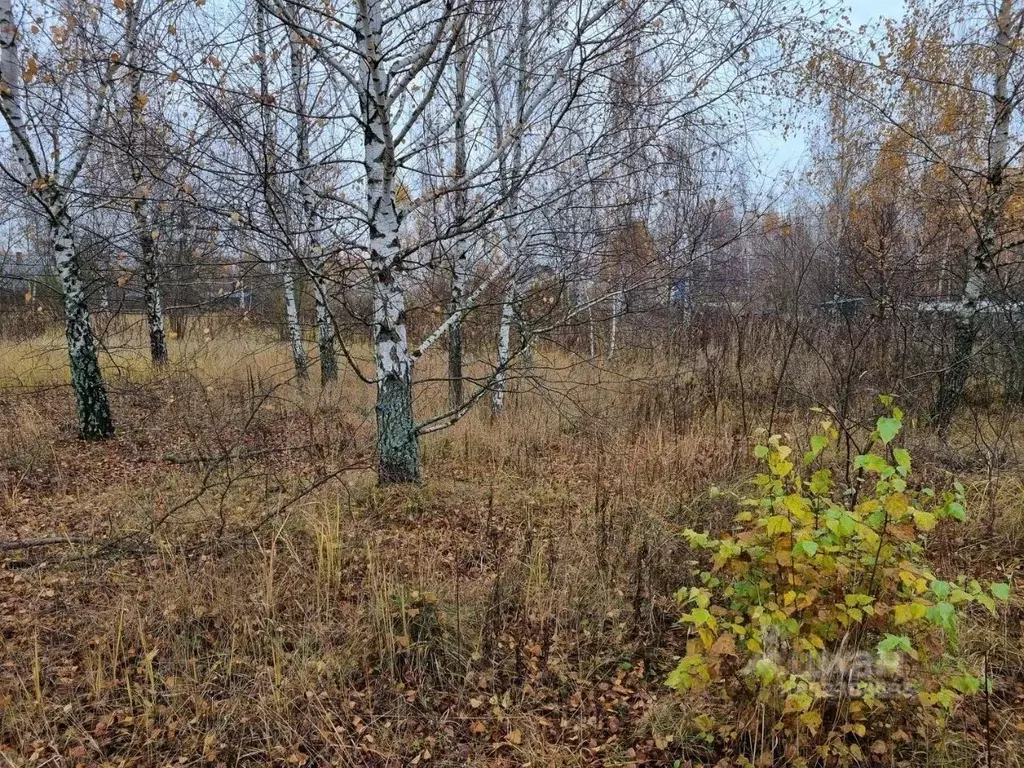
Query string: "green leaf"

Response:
xmin=878 ymin=633 xmax=912 ymax=654
xmin=949 ymin=673 xmax=980 ymax=695
xmin=687 ymin=607 xmax=714 ymax=627
xmin=666 ymin=655 xmax=709 ymax=692
xmin=809 ymin=468 xmax=831 ymax=495
xmin=753 ymin=445 xmax=769 ymax=459
xmin=990 ymin=582 xmax=1011 ymax=602
xmin=930 ymin=580 xmax=951 ymax=600
xmin=794 ymin=540 xmax=818 ymax=557
xmin=876 ymin=416 xmax=902 ymax=445
xmin=944 ymin=501 xmax=967 ymax=522
xmin=826 ymin=513 xmax=856 ymax=538
xmin=877 ymin=633 xmax=912 ymax=666
xmin=854 ymin=453 xmax=889 ymax=473
xmin=804 ymin=434 xmax=829 ymax=465
xmin=926 ymin=601 xmax=956 ymax=634
xmin=893 ymin=447 xmax=911 ymax=472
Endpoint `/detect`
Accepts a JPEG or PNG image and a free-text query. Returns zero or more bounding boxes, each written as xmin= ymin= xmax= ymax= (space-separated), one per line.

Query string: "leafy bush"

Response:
xmin=669 ymin=399 xmax=1010 ymax=766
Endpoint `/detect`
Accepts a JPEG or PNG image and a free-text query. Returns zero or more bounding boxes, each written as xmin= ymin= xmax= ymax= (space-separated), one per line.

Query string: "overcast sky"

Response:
xmin=758 ymin=0 xmax=906 ymax=179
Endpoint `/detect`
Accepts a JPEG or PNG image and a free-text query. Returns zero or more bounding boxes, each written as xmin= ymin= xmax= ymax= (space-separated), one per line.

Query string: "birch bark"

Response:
xmin=1 ymin=0 xmax=114 ymax=437
xmin=932 ymin=0 xmax=1015 ymax=433
xmin=357 ymin=0 xmax=419 ymax=483
xmin=284 ymin=4 xmax=337 ymax=383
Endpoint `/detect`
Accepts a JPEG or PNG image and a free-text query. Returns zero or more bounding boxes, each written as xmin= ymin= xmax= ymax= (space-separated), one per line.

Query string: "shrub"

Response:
xmin=669 ymin=399 xmax=1011 ymax=766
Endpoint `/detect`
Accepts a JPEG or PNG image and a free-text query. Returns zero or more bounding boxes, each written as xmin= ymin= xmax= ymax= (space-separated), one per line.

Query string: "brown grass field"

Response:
xmin=0 ymin=318 xmax=1022 ymax=767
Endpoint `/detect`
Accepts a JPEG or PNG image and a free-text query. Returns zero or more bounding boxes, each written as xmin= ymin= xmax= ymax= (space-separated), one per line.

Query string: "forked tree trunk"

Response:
xmin=53 ymin=210 xmax=115 ymax=438
xmin=285 ymin=7 xmax=337 ymax=384
xmin=358 ymin=0 xmax=420 ymax=484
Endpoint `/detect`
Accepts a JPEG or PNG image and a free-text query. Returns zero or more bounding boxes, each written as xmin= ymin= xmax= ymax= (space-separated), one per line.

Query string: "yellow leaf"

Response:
xmin=23 ymin=56 xmax=38 ymax=83
xmin=913 ymin=510 xmax=937 ymax=531
xmin=893 ymin=602 xmax=926 ymax=625
xmin=885 ymin=492 xmax=908 ymax=516
xmin=800 ymin=710 xmax=822 ymax=734
xmin=765 ymin=515 xmax=792 ymax=536
xmin=783 ymin=494 xmax=814 ymax=524
xmin=783 ymin=693 xmax=813 ymax=714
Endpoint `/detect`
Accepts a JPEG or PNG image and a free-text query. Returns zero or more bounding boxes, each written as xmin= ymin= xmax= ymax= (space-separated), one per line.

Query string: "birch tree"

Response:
xmin=277 ymin=0 xmax=337 ymax=384
xmin=122 ymin=0 xmax=167 ymax=365
xmin=931 ymin=0 xmax=1021 ymax=432
xmin=255 ymin=0 xmax=308 ymax=380
xmin=0 ymin=0 xmax=119 ymax=437
xmin=814 ymin=0 xmax=1024 ymax=433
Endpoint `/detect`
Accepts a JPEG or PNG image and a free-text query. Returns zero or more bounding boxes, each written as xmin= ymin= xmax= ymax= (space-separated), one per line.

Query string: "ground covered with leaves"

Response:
xmin=1 ymin=348 xmax=1023 ymax=767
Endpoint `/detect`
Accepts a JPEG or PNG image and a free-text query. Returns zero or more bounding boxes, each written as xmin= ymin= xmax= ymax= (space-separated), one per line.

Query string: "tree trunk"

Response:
xmin=124 ymin=4 xmax=168 ymax=368
xmin=492 ymin=285 xmax=515 ymax=417
xmin=447 ymin=252 xmax=466 ymax=409
xmin=311 ymin=263 xmax=337 ymax=384
xmin=53 ymin=211 xmax=114 ymax=439
xmin=140 ymin=231 xmax=168 ymax=365
xmin=283 ymin=262 xmax=309 ymax=381
xmin=933 ymin=314 xmax=976 ymax=433
xmin=286 ymin=15 xmax=337 ymax=384
xmin=359 ymin=0 xmax=420 ymax=484
xmin=1006 ymin=325 xmax=1024 ymax=404
xmin=447 ymin=10 xmax=471 ymax=410
xmin=931 ymin=0 xmax=1013 ymax=434
xmin=609 ymin=287 xmax=623 ymax=359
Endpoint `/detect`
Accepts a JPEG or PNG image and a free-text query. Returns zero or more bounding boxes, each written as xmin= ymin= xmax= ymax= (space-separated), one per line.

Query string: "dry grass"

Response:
xmin=0 ymin=320 xmax=1021 ymax=767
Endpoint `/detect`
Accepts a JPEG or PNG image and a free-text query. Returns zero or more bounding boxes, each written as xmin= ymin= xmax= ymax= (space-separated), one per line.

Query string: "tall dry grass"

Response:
xmin=0 ymin=319 xmax=1021 ymax=766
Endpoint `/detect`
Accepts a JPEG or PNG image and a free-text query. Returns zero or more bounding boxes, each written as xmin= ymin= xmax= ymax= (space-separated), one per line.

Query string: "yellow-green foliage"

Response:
xmin=670 ymin=398 xmax=1011 ymax=766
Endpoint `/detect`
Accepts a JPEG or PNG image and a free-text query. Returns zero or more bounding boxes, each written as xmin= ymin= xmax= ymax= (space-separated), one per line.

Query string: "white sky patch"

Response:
xmin=753 ymin=0 xmax=906 ymax=187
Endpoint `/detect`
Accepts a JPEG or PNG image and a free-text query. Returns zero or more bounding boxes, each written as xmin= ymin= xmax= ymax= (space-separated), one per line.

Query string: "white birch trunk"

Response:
xmin=124 ymin=0 xmax=167 ymax=365
xmin=358 ymin=0 xmax=419 ymax=484
xmin=609 ymin=287 xmax=623 ymax=359
xmin=256 ymin=0 xmax=308 ymax=381
xmin=933 ymin=0 xmax=1014 ymax=431
xmin=492 ymin=284 xmax=515 ymax=416
xmin=282 ymin=262 xmax=308 ymax=380
xmin=285 ymin=7 xmax=337 ymax=383
xmin=448 ymin=11 xmax=471 ymax=410
xmin=489 ymin=0 xmax=530 ymax=418
xmin=1 ymin=0 xmax=113 ymax=437
xmin=52 ymin=207 xmax=115 ymax=438
xmin=586 ymin=284 xmax=598 ymax=359
xmin=138 ymin=218 xmax=168 ymax=365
